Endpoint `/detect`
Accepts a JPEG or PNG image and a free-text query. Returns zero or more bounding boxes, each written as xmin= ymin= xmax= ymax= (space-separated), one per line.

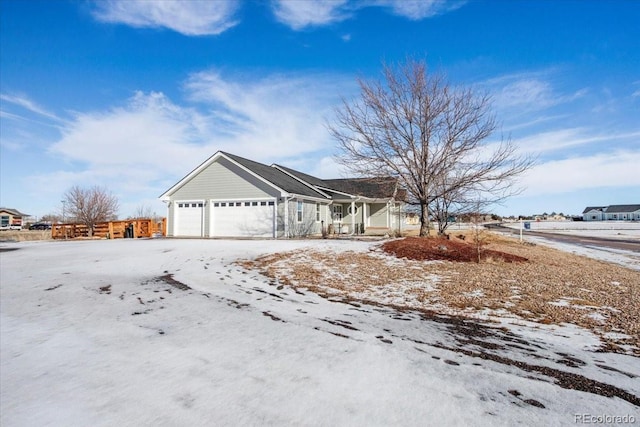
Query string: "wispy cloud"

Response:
xmin=32 ymin=70 xmax=351 ymax=209
xmin=520 ymin=150 xmax=640 ymax=196
xmin=512 ymin=128 xmax=640 ymax=156
xmin=271 ymin=0 xmax=351 ymax=30
xmin=1 ymin=93 xmax=64 ymax=122
xmin=489 ymin=77 xmax=586 ymax=112
xmin=92 ymin=0 xmax=240 ymax=36
xmin=374 ymin=0 xmax=465 ymax=20
xmin=184 ymin=69 xmax=350 ymax=160
xmin=271 ymin=0 xmax=462 ymax=30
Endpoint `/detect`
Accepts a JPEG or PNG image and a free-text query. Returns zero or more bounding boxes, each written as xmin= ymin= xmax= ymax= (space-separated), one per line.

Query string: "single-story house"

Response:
xmin=159 ymin=151 xmax=406 ymax=238
xmin=0 ymin=207 xmax=28 ymax=230
xmin=582 ymin=204 xmax=640 ymax=221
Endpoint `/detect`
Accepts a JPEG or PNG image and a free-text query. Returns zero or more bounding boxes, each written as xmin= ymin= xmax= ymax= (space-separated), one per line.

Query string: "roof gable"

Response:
xmin=160 ymin=151 xmax=329 ymax=200
xmin=160 ymin=151 xmax=404 ymax=202
xmin=582 ymin=206 xmax=606 ymax=214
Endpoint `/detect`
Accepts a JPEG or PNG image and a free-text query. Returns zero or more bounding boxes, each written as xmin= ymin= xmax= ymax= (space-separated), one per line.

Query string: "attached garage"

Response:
xmin=174 ymin=201 xmax=204 ymax=237
xmin=210 ymin=199 xmax=275 ymax=237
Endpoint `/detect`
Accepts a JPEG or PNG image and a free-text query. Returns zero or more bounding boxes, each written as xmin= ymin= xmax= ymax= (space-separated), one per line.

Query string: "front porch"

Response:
xmin=327 ymin=199 xmax=403 ymax=236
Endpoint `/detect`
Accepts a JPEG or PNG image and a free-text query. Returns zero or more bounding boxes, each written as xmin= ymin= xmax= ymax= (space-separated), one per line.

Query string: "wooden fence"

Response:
xmin=52 ymin=218 xmax=166 ymax=240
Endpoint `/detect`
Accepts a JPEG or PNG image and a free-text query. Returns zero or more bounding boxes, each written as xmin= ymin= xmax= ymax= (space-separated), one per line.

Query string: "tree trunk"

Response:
xmin=419 ymin=201 xmax=430 ymax=237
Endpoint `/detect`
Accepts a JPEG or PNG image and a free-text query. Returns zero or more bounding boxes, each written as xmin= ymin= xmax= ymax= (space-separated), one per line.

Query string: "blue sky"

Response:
xmin=1 ymin=0 xmax=639 ymax=219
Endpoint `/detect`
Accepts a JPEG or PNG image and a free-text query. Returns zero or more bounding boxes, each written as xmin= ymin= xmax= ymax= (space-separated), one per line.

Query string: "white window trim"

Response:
xmin=297 ymin=200 xmax=304 ymax=223
xmin=315 ymin=203 xmax=321 ymax=222
xmin=333 ymin=205 xmax=343 ymax=222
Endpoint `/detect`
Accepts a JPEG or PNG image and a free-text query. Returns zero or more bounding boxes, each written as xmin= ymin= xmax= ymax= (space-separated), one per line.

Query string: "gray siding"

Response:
xmin=171 ymin=157 xmax=280 ymax=200
xmin=169 ymin=158 xmax=281 ymax=236
xmin=369 ymin=203 xmax=388 ymax=227
xmin=288 ymin=199 xmax=324 ymax=236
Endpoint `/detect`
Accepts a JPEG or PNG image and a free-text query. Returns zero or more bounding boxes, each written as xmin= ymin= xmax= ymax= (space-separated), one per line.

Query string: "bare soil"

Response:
xmin=241 ymin=232 xmax=640 ymax=355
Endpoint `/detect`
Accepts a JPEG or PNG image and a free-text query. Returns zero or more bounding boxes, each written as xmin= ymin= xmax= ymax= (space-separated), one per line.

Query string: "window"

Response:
xmin=333 ymin=205 xmax=343 ymax=221
xmin=236 ymin=202 xmax=242 ymax=206
xmin=213 ymin=202 xmax=219 ymax=207
xmin=1 ymin=216 xmax=8 ymax=227
xmin=316 ymin=203 xmax=321 ymax=222
xmin=252 ymin=201 xmax=258 ymax=206
xmin=198 ymin=203 xmax=203 ymax=207
xmin=348 ymin=205 xmax=358 ymax=215
xmin=297 ymin=201 xmax=303 ymax=222
xmin=178 ymin=203 xmax=184 ymax=208
xmin=260 ymin=201 xmax=267 ymax=206
xmin=221 ymin=202 xmax=227 ymax=207
xmin=191 ymin=203 xmax=197 ymax=208
xmin=245 ymin=202 xmax=251 ymax=206
xmin=268 ymin=201 xmax=274 ymax=206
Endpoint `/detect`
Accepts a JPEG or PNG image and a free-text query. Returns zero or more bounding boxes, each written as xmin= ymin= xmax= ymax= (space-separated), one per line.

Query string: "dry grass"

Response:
xmin=241 ymin=232 xmax=640 ymax=355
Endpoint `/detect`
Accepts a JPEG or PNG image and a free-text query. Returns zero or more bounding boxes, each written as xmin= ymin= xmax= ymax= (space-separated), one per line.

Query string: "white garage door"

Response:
xmin=212 ymin=200 xmax=275 ymax=237
xmin=175 ymin=201 xmax=204 ymax=237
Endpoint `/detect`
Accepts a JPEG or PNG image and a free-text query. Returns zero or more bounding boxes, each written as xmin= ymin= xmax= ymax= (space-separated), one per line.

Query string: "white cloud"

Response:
xmin=520 ymin=150 xmax=640 ymax=197
xmin=30 ymin=70 xmax=352 ymax=215
xmin=92 ymin=0 xmax=240 ymax=36
xmin=270 ymin=0 xmax=463 ymax=30
xmin=374 ymin=0 xmax=464 ymax=20
xmin=50 ymin=91 xmax=211 ymax=173
xmin=271 ymin=0 xmax=351 ymax=30
xmin=183 ymin=69 xmax=350 ymax=161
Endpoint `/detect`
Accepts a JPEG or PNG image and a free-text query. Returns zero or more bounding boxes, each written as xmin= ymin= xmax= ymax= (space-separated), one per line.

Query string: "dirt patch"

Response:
xmin=240 ymin=233 xmax=640 ymax=354
xmin=382 ymin=237 xmax=527 ymax=263
xmin=153 ymin=274 xmax=191 ymax=291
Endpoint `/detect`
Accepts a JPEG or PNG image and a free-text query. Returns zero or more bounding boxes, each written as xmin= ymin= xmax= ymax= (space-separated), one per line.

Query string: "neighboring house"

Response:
xmin=582 ymin=205 xmax=640 ymax=221
xmin=0 ymin=207 xmax=28 ymax=230
xmin=159 ymin=151 xmax=406 ymax=238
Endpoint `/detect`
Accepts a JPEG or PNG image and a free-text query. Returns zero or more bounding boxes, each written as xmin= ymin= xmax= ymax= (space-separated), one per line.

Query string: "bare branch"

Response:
xmin=330 ymin=58 xmax=534 ymax=236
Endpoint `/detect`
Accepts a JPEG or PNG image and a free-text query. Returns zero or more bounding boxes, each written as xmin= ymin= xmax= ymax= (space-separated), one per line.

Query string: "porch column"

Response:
xmin=351 ymin=201 xmax=355 ymax=235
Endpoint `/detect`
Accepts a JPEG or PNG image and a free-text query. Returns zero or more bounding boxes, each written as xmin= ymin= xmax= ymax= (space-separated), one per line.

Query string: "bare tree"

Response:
xmin=63 ymin=185 xmax=119 ymax=236
xmin=329 ymin=59 xmax=533 ymax=237
xmin=131 ymin=204 xmax=161 ymax=220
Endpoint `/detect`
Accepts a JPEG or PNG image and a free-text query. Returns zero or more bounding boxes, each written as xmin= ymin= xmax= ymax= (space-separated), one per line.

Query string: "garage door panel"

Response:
xmin=175 ymin=202 xmax=204 ymax=237
xmin=212 ymin=201 xmax=274 ymax=237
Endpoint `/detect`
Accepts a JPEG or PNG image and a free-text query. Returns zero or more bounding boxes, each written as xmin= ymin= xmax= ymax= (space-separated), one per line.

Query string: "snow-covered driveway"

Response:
xmin=1 ymin=239 xmax=638 ymax=426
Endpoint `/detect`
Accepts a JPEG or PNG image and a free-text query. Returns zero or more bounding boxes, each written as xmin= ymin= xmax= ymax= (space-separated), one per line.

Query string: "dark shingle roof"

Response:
xmin=0 ymin=207 xmax=28 ymax=216
xmin=221 ymin=152 xmax=328 ymax=199
xmin=604 ymin=204 xmax=640 ymax=213
xmin=322 ymin=178 xmax=400 ymax=199
xmin=273 ymin=164 xmax=327 ymax=188
xmin=274 ymin=164 xmax=402 ymax=200
xmin=582 ymin=206 xmax=606 ymax=214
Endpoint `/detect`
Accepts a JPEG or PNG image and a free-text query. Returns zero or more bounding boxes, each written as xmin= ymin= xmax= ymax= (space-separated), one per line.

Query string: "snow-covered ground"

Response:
xmin=501 ymin=220 xmax=640 ymax=240
xmin=1 ymin=239 xmax=638 ymax=426
xmin=496 ymin=221 xmax=640 ymax=271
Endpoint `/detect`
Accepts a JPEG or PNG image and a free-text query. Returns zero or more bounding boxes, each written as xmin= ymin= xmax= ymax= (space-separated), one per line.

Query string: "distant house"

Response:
xmin=582 ymin=205 xmax=640 ymax=221
xmin=0 ymin=207 xmax=28 ymax=230
xmin=159 ymin=151 xmax=406 ymax=238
